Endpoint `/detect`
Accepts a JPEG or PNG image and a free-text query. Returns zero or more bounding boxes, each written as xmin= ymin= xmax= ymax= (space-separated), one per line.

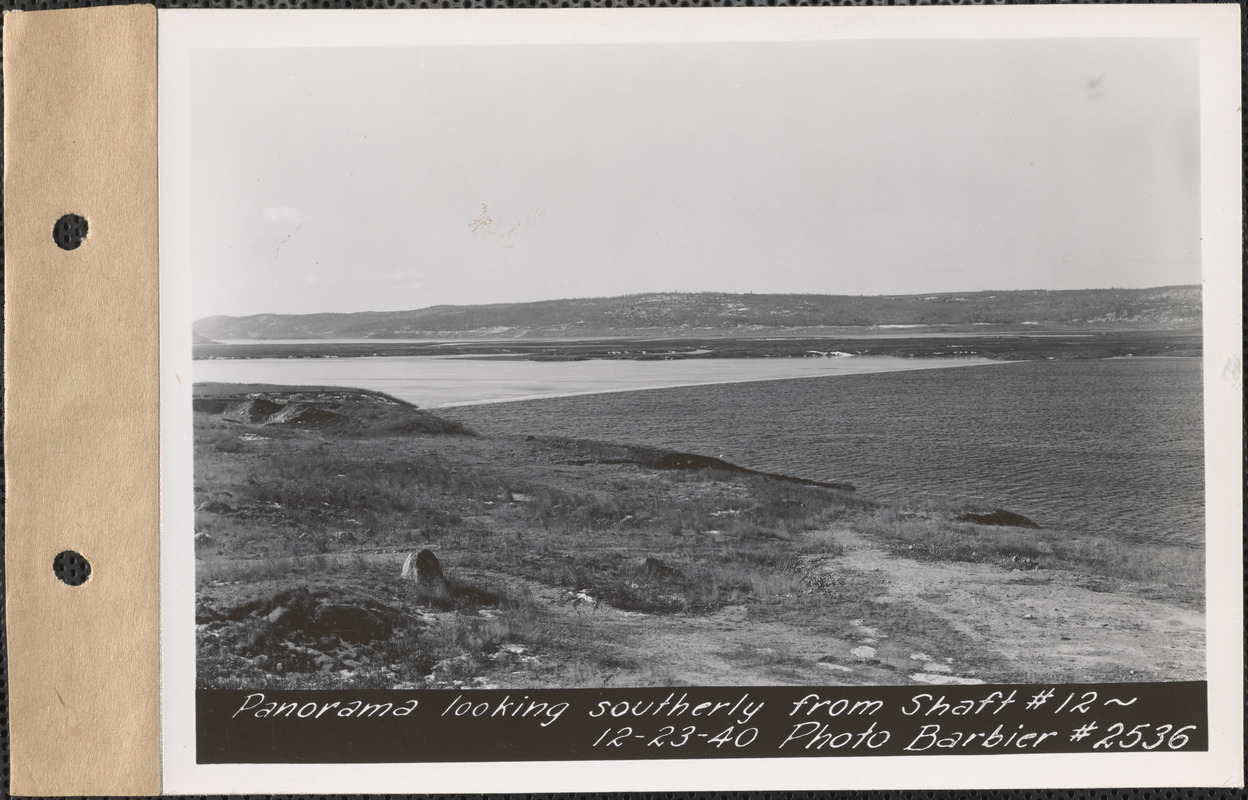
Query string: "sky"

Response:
xmin=190 ymin=38 xmax=1200 ymax=319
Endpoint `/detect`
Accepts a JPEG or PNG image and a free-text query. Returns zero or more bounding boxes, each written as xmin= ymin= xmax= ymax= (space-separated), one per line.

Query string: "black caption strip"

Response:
xmin=198 ymin=681 xmax=1206 ymax=764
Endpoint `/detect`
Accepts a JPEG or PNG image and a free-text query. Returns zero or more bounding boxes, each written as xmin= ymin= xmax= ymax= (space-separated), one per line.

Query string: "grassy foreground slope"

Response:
xmin=194 ymin=385 xmax=1203 ymax=690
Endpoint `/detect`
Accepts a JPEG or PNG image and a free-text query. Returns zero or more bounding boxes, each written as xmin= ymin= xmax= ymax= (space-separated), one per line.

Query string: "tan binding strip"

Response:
xmin=4 ymin=5 xmax=160 ymax=795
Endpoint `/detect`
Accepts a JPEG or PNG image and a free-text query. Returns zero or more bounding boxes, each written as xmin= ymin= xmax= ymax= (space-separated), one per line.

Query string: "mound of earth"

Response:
xmin=267 ymin=403 xmax=344 ymax=428
xmin=632 ymin=446 xmax=855 ymax=490
xmin=955 ymin=507 xmax=1040 ymax=528
xmin=550 ymin=438 xmax=856 ymax=492
xmin=200 ymin=585 xmax=403 ymax=643
xmin=192 ymin=384 xmax=473 ymax=436
xmin=216 ymin=396 xmax=286 ymax=423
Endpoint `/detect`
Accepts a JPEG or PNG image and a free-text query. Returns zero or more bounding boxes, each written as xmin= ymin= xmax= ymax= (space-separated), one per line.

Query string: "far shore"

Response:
xmin=192 ymin=328 xmax=1202 ymax=363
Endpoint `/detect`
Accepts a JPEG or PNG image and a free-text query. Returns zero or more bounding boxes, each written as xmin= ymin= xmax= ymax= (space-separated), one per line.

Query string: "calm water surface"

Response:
xmin=445 ymin=359 xmax=1204 ymax=547
xmin=194 ymin=354 xmax=994 ymax=408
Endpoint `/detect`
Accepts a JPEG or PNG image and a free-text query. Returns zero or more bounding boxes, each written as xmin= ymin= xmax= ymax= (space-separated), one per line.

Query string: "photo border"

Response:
xmin=157 ymin=6 xmax=1243 ymax=792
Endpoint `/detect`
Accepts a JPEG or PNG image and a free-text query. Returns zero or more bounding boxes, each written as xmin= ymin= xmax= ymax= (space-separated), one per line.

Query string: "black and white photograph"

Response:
xmin=157 ymin=6 xmax=1241 ymax=791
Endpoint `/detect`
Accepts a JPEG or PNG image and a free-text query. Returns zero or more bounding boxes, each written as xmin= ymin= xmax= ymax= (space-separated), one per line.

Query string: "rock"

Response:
xmin=563 ymin=589 xmax=599 ymax=609
xmin=309 ymin=604 xmax=393 ymax=643
xmin=262 ymin=588 xmax=319 ymax=632
xmin=638 ymin=556 xmax=681 ymax=581
xmin=850 ymin=645 xmax=877 ymax=659
xmin=956 ymin=508 xmax=1040 ymax=528
xmin=402 ymin=548 xmax=452 ymax=607
xmin=910 ymin=673 xmax=985 ymax=686
xmin=402 ymin=548 xmax=443 ymax=580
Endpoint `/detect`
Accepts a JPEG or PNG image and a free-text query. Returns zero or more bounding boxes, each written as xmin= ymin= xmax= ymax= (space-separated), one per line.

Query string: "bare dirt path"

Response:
xmin=822 ymin=529 xmax=1204 ymax=684
xmin=500 ymin=528 xmax=1204 ymax=688
xmin=520 ymin=585 xmax=905 ymax=687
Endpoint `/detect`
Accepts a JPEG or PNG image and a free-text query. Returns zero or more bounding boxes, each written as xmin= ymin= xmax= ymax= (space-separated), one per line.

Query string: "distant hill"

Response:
xmin=193 ymin=286 xmax=1201 ymax=340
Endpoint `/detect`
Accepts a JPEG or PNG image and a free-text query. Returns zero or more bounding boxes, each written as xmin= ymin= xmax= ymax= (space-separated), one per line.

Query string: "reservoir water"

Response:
xmin=445 ymin=358 xmax=1205 ymax=548
xmin=194 ymin=353 xmax=1204 ymax=547
xmin=193 ymin=354 xmax=995 ymax=408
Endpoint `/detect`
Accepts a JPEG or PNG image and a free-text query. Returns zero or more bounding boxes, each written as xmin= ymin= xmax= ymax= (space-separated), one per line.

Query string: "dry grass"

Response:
xmin=197 ymin=553 xmax=372 ymax=586
xmin=851 ymin=507 xmax=1204 ymax=595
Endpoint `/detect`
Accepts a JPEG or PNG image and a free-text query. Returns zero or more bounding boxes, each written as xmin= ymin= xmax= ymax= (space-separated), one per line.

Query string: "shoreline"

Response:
xmin=427 ymin=359 xmax=1012 ymax=410
xmin=191 ymin=328 xmax=1203 ymax=364
xmin=193 ymin=353 xmax=1007 ymax=410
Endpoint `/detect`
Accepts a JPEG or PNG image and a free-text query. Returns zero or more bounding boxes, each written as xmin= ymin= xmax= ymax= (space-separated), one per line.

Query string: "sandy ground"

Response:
xmin=513 ymin=528 xmax=1205 ymax=688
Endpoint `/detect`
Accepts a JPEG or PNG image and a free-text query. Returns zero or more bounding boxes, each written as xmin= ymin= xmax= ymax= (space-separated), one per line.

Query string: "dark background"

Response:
xmin=199 ymin=683 xmax=1209 ymax=763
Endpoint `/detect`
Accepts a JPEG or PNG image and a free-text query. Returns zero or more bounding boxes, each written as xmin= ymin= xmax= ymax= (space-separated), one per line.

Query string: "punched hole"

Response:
xmin=53 ymin=550 xmax=91 ymax=586
xmin=53 ymin=214 xmax=88 ymax=251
